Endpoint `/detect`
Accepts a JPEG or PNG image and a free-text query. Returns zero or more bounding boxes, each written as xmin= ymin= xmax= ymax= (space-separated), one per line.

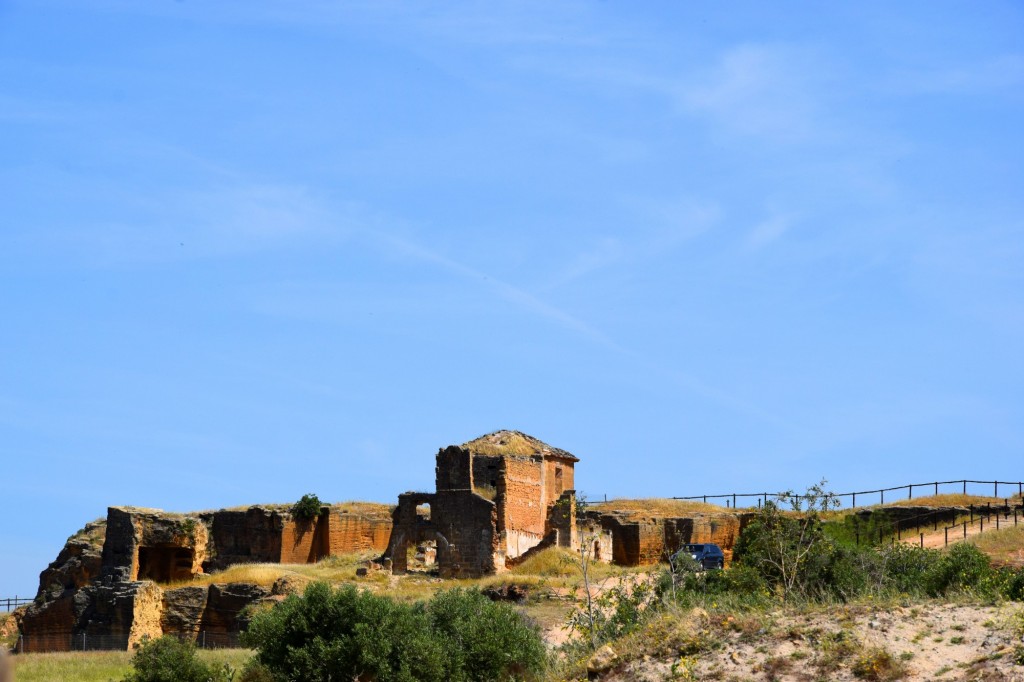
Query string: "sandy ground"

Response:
xmin=596 ymin=603 xmax=1024 ymax=681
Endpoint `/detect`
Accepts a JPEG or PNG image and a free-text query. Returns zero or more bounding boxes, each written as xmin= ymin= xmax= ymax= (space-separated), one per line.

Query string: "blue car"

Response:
xmin=673 ymin=543 xmax=725 ymax=570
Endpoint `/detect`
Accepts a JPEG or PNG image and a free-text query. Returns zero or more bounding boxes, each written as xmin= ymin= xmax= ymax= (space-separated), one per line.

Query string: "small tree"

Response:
xmin=733 ymin=480 xmax=840 ymax=600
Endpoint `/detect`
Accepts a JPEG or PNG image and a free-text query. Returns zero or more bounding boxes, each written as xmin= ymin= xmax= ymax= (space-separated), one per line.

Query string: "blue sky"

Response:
xmin=2 ymin=1 xmax=1022 ymax=596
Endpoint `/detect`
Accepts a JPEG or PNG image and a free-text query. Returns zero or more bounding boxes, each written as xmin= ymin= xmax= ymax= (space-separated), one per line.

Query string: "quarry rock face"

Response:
xmin=19 ymin=502 xmax=393 ymax=651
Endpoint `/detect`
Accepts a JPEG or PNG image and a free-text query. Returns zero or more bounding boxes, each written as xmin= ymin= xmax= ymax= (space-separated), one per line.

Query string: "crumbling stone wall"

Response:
xmin=205 ymin=508 xmax=283 ymax=570
xmin=385 ymin=492 xmax=438 ymax=574
xmin=432 ymin=490 xmax=501 ymax=578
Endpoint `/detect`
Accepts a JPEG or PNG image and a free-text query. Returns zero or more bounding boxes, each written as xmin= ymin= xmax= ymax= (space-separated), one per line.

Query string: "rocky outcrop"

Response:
xmin=201 ymin=583 xmax=271 ymax=634
xmin=19 ymin=502 xmax=393 ymax=652
xmin=36 ymin=522 xmax=104 ymax=600
xmin=161 ymin=587 xmax=208 ymax=636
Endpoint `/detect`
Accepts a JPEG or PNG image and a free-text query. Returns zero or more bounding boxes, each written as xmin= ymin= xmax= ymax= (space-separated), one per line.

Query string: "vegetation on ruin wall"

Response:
xmin=290 ymin=493 xmax=324 ymax=520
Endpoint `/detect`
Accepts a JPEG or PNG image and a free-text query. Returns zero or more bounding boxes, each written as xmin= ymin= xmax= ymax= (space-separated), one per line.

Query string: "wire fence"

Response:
xmin=667 ymin=479 xmax=1024 ymax=510
xmin=13 ymin=630 xmax=243 ymax=653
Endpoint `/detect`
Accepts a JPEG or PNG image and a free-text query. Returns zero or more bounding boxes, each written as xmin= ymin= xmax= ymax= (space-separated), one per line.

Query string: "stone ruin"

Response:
xmin=383 ymin=431 xmax=579 ymax=577
xmin=14 ymin=430 xmax=751 ymax=651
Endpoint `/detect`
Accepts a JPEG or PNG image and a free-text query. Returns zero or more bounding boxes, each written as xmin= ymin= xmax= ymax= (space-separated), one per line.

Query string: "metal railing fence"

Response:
xmin=666 ymin=479 xmax=1024 ymax=510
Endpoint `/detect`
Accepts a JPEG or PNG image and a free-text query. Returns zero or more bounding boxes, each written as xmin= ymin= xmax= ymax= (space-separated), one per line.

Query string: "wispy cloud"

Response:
xmin=673 ymin=45 xmax=829 ymax=143
xmin=544 ymin=197 xmax=719 ymax=289
xmin=369 ymin=229 xmax=623 ymax=350
xmin=745 ymin=213 xmax=797 ymax=250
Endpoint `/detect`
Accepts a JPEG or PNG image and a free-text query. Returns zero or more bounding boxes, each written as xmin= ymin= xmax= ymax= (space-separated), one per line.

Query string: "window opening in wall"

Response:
xmin=415 ymin=503 xmax=431 ymax=521
xmin=554 ymin=467 xmax=564 ymax=494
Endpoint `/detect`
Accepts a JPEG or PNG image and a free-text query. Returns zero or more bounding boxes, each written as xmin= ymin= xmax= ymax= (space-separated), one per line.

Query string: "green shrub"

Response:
xmin=291 ymin=493 xmax=324 ymax=520
xmin=428 ymin=588 xmax=546 ymax=681
xmin=243 ymin=582 xmax=545 ymax=682
xmin=122 ymin=636 xmax=229 ymax=682
xmin=1003 ymin=567 xmax=1024 ymax=601
xmin=924 ymin=543 xmax=995 ymax=596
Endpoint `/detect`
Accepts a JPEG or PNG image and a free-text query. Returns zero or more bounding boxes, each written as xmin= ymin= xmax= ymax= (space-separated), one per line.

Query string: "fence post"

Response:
xmin=934 ymin=482 xmax=938 ymax=496
xmin=909 ymin=484 xmax=913 ymax=500
xmin=980 ymin=517 xmax=984 ymax=533
xmin=852 ymin=492 xmax=856 ymax=508
xmin=994 ymin=481 xmax=998 ymax=497
xmin=732 ymin=493 xmax=737 ymax=508
xmin=970 ymin=505 xmax=973 ymax=523
xmin=944 ymin=527 xmax=948 ymax=546
xmin=18 ymin=634 xmax=23 ymax=654
xmin=919 ymin=533 xmax=923 ymax=548
xmin=703 ymin=496 xmax=706 ymax=504
xmin=881 ymin=490 xmax=885 ymax=504
xmin=963 ymin=523 xmax=967 ymax=539
xmin=963 ymin=480 xmax=967 ymax=495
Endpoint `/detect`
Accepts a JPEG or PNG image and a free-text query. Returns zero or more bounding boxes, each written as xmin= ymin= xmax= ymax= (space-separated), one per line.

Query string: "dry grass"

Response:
xmin=164 ymin=552 xmax=377 ymax=589
xmin=969 ymin=524 xmax=1024 ymax=566
xmin=330 ymin=501 xmax=394 ymax=516
xmin=591 ymin=498 xmax=730 ymax=516
xmin=510 ymin=547 xmax=580 ymax=577
xmin=870 ymin=493 xmax=1011 ymax=509
xmin=10 ymin=649 xmax=252 ymax=682
xmin=463 ymin=431 xmax=546 ymax=457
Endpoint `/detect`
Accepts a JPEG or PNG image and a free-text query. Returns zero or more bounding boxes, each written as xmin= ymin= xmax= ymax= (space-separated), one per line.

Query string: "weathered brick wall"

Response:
xmin=543 ymin=458 xmax=573 ymax=503
xmin=498 ymin=456 xmax=546 ymax=538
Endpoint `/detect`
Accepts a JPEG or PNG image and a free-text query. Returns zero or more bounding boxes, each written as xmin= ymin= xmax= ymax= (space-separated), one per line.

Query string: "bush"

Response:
xmin=243 ymin=582 xmax=545 ymax=682
xmin=1002 ymin=567 xmax=1024 ymax=601
xmin=291 ymin=493 xmax=324 ymax=520
xmin=122 ymin=636 xmax=229 ymax=682
xmin=924 ymin=543 xmax=995 ymax=596
xmin=851 ymin=647 xmax=908 ymax=681
xmin=428 ymin=588 xmax=547 ymax=681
